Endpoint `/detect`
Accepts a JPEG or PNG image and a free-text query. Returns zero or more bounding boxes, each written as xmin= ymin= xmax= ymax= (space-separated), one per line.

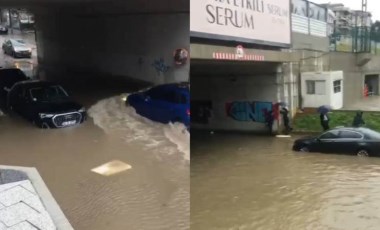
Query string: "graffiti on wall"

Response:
xmin=191 ymin=100 xmax=212 ymax=124
xmin=225 ymin=101 xmax=274 ymax=123
xmin=152 ymin=58 xmax=170 ymax=75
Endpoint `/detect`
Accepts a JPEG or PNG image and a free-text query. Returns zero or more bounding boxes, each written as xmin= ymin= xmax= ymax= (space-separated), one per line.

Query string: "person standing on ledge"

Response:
xmin=280 ymin=106 xmax=292 ymax=134
xmin=320 ymin=112 xmax=330 ymax=131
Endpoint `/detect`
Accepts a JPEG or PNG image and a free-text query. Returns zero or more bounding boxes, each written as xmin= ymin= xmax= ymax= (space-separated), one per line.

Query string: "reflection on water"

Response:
xmin=191 ymin=132 xmax=380 ymax=230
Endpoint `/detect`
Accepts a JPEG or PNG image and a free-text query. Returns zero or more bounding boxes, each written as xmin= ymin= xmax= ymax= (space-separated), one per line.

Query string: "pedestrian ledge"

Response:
xmin=0 ymin=166 xmax=73 ymax=230
xmin=0 ymin=180 xmax=56 ymax=229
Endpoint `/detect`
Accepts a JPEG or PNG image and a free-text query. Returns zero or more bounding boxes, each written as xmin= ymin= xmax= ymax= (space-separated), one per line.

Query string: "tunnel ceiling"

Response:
xmin=2 ymin=0 xmax=188 ymax=13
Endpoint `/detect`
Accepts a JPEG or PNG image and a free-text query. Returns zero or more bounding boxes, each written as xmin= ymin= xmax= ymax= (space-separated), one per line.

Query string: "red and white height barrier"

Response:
xmin=212 ymin=52 xmax=265 ymax=61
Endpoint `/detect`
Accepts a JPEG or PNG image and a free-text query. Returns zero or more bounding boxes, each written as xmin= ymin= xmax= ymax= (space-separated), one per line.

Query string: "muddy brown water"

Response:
xmin=191 ymin=131 xmax=380 ymax=230
xmin=0 ymin=87 xmax=189 ymax=230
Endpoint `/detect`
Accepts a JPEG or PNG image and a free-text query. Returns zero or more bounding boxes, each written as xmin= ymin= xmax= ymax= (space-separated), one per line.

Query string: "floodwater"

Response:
xmin=191 ymin=131 xmax=380 ymax=230
xmin=0 ymin=87 xmax=189 ymax=230
xmin=0 ymin=30 xmax=190 ymax=229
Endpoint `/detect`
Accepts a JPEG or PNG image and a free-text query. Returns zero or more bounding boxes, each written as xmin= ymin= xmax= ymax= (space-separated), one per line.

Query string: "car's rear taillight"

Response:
xmin=187 ymin=109 xmax=190 ymax=116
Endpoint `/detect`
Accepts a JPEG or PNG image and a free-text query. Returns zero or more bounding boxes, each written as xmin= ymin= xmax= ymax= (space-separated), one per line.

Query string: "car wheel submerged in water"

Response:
xmin=299 ymin=146 xmax=310 ymax=152
xmin=41 ymin=122 xmax=50 ymax=129
xmin=357 ymin=149 xmax=369 ymax=157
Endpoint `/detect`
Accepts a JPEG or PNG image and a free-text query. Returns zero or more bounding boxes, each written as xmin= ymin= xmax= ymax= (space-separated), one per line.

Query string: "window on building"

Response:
xmin=306 ymin=80 xmax=326 ymax=95
xmin=306 ymin=80 xmax=315 ymax=94
xmin=333 ymin=80 xmax=342 ymax=93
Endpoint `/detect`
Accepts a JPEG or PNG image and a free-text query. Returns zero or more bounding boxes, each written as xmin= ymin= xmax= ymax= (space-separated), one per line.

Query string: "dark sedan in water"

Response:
xmin=7 ymin=80 xmax=86 ymax=128
xmin=293 ymin=127 xmax=380 ymax=157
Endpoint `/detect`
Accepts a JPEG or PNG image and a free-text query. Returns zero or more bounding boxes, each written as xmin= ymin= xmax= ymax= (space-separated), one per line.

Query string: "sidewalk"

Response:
xmin=0 ymin=180 xmax=56 ymax=229
xmin=0 ymin=167 xmax=73 ymax=230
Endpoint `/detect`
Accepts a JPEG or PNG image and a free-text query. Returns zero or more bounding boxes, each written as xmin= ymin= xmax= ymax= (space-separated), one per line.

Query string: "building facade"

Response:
xmin=190 ymin=0 xmax=380 ymax=133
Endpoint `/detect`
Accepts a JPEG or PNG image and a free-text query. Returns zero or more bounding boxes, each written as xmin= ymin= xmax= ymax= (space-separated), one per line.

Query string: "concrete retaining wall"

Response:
xmin=34 ymin=8 xmax=189 ymax=85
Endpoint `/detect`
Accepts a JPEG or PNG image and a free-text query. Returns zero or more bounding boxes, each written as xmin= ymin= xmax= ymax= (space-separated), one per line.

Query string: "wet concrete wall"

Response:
xmin=294 ymin=50 xmax=380 ymax=108
xmin=292 ymin=32 xmax=330 ymax=52
xmin=34 ymin=7 xmax=189 ymax=85
xmin=327 ymin=53 xmax=380 ymax=107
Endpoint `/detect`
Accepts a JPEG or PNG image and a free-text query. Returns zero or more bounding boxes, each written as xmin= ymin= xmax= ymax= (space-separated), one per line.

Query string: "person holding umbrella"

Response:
xmin=320 ymin=112 xmax=330 ymax=131
xmin=318 ymin=105 xmax=332 ymax=131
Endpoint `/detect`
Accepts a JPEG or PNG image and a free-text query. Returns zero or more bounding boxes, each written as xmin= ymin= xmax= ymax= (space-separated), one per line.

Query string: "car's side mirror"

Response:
xmin=316 ymin=138 xmax=321 ymax=142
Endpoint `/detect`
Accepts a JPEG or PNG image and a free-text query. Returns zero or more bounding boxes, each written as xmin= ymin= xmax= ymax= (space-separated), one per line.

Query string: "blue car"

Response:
xmin=127 ymin=83 xmax=190 ymax=127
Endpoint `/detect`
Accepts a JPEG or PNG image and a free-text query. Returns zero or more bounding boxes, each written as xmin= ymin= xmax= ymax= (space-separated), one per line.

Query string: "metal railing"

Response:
xmin=329 ymin=26 xmax=373 ymax=53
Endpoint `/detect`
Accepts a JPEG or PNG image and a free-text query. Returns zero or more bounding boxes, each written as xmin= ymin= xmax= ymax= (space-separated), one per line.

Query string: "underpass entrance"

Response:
xmin=191 ymin=59 xmax=284 ymax=133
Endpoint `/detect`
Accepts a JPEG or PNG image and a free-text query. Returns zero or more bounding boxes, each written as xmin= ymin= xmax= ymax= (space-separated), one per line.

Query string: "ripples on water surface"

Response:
xmin=88 ymin=94 xmax=190 ymax=161
xmin=191 ymin=132 xmax=380 ymax=230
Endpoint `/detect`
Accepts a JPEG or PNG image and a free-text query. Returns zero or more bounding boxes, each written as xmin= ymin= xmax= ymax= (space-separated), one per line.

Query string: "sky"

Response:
xmin=312 ymin=0 xmax=380 ymax=21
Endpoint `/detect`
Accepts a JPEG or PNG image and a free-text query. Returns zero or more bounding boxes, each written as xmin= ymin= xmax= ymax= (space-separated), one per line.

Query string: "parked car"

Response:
xmin=127 ymin=82 xmax=190 ymax=127
xmin=0 ymin=68 xmax=29 ymax=108
xmin=293 ymin=127 xmax=380 ymax=157
xmin=7 ymin=80 xmax=86 ymax=128
xmin=0 ymin=25 xmax=8 ymax=35
xmin=2 ymin=39 xmax=32 ymax=58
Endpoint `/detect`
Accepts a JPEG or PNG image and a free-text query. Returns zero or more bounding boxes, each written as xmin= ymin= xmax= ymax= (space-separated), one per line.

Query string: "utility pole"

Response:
xmin=362 ymin=0 xmax=368 ymax=52
xmin=8 ymin=9 xmax=12 ymax=34
xmin=362 ymin=0 xmax=367 ymax=14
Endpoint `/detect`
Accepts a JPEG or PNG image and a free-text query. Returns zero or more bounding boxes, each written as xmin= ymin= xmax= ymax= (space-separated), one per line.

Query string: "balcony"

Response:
xmin=338 ymin=16 xmax=351 ymax=22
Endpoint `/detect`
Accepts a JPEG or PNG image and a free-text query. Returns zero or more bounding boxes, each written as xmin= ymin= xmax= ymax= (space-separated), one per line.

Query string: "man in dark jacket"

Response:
xmin=352 ymin=111 xmax=365 ymax=127
xmin=265 ymin=109 xmax=274 ymax=135
xmin=320 ymin=112 xmax=330 ymax=131
xmin=280 ymin=107 xmax=292 ymax=134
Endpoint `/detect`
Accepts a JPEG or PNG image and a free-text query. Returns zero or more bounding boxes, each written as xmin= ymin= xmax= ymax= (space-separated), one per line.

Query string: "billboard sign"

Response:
xmin=190 ymin=0 xmax=291 ymax=47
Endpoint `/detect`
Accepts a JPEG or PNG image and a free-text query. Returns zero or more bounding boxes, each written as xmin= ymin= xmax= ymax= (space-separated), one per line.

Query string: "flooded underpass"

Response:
xmin=0 ymin=83 xmax=189 ymax=230
xmin=191 ymin=131 xmax=380 ymax=230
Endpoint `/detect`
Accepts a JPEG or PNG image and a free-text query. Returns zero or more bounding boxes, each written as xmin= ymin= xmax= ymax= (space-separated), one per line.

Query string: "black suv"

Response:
xmin=7 ymin=80 xmax=86 ymax=128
